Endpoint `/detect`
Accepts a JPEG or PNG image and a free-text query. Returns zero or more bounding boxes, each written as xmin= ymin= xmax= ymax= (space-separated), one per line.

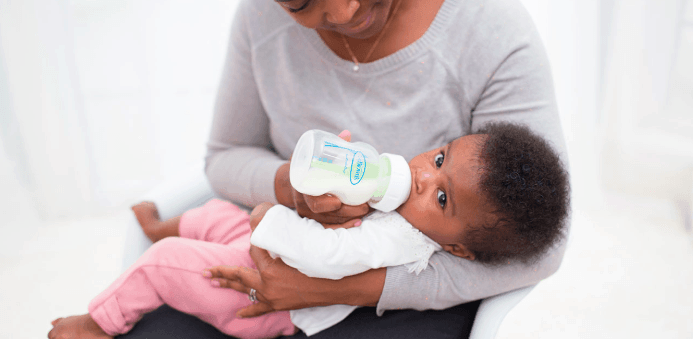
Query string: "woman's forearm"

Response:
xmin=274 ymin=162 xmax=294 ymax=208
xmin=290 ymin=267 xmax=386 ymax=308
xmin=323 ymin=268 xmax=386 ymax=307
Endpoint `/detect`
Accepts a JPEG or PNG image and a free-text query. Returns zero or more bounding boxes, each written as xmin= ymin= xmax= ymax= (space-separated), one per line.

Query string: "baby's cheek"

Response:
xmin=398 ymin=198 xmax=425 ymax=222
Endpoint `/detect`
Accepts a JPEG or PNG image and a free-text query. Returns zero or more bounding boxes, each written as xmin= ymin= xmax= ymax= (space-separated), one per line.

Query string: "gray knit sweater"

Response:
xmin=205 ymin=0 xmax=569 ymax=315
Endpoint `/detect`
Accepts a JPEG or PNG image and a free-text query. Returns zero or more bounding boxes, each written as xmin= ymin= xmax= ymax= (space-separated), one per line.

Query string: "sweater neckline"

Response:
xmin=298 ymin=0 xmax=458 ymax=74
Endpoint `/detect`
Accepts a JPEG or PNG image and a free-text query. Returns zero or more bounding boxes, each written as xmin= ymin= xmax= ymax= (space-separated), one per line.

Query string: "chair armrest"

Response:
xmin=469 ymin=285 xmax=536 ymax=339
xmin=121 ymin=161 xmax=215 ymax=270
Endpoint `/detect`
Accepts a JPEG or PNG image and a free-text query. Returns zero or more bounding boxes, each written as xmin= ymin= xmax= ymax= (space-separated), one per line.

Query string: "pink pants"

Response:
xmin=88 ymin=199 xmax=295 ymax=339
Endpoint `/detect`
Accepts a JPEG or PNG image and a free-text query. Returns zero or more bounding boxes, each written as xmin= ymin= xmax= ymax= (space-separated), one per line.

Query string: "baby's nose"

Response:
xmin=415 ymin=170 xmax=433 ymax=193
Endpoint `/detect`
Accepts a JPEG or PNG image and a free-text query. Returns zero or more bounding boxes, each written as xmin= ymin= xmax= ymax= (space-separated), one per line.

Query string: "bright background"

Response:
xmin=1 ymin=0 xmax=692 ymax=338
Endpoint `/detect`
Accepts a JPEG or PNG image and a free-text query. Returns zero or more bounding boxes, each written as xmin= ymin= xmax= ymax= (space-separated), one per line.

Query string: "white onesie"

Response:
xmin=250 ymin=205 xmax=441 ymax=336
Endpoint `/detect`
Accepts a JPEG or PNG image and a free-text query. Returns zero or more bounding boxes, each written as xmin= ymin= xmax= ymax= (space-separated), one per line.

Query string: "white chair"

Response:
xmin=122 ymin=162 xmax=535 ymax=339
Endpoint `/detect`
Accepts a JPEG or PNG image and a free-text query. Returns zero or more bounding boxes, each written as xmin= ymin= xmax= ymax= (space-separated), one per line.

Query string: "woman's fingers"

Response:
xmin=321 ymin=218 xmax=363 ymax=230
xmin=296 ymin=193 xmax=370 ymax=223
xmin=236 ymin=302 xmax=275 ymax=318
xmin=337 ymin=129 xmax=352 ymax=142
xmin=211 ymin=275 xmax=251 ymax=293
xmin=204 ymin=265 xmax=262 ymax=295
xmin=302 ymin=193 xmax=342 ymax=214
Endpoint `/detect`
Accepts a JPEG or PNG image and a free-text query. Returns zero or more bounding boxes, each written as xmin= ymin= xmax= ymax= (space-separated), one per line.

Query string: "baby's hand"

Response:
xmin=249 ymin=202 xmax=275 ymax=232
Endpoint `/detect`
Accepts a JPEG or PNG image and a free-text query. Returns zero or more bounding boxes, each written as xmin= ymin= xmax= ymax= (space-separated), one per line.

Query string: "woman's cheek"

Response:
xmin=288 ymin=12 xmax=322 ymax=30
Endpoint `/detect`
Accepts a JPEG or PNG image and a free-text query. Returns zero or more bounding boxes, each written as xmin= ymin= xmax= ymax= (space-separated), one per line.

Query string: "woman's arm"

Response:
xmin=208 ymin=3 xmax=369 ymax=222
xmin=204 ymin=0 xmax=286 ymax=208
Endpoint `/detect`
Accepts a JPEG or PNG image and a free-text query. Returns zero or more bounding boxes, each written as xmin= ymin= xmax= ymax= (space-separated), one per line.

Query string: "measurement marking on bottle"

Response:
xmin=323 ymin=141 xmax=367 ymax=185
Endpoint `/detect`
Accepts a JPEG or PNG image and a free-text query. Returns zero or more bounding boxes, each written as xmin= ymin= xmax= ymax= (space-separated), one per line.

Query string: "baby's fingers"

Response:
xmin=237 ymin=302 xmax=275 ymax=318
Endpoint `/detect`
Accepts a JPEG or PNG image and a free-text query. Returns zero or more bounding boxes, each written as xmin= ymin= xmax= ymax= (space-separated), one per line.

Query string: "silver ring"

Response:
xmin=248 ymin=288 xmax=258 ymax=303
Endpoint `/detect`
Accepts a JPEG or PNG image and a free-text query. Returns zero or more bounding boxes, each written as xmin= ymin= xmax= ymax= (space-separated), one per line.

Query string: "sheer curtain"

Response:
xmin=1 ymin=0 xmax=689 ymax=223
xmin=0 ymin=0 xmax=92 ymax=220
xmin=600 ymin=0 xmax=693 ymax=206
xmin=519 ymin=0 xmax=602 ymax=204
xmin=0 ymin=0 xmax=240 ymax=221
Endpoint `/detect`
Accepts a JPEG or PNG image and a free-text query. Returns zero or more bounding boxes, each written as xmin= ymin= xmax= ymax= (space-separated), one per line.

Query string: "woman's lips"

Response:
xmin=341 ymin=12 xmax=374 ymax=34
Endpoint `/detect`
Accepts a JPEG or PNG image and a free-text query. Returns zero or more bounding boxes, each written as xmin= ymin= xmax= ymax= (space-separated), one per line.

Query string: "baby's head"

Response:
xmin=396 ymin=122 xmax=570 ymax=266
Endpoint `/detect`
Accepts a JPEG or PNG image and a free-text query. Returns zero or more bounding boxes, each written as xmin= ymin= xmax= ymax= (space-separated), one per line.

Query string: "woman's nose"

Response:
xmin=325 ymin=0 xmax=360 ymax=25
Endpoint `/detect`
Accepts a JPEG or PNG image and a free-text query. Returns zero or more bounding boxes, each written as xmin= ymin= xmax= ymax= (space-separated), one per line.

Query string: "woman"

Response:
xmin=120 ymin=0 xmax=568 ymax=337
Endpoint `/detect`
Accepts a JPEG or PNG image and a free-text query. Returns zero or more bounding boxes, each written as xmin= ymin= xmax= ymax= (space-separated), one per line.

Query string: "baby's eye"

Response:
xmin=434 ymin=153 xmax=444 ymax=168
xmin=437 ymin=189 xmax=447 ymax=208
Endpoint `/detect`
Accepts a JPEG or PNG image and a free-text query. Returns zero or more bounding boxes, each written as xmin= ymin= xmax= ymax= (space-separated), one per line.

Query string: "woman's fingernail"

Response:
xmin=354 ymin=220 xmax=362 ymax=227
xmin=338 ymin=130 xmax=351 ymax=138
xmin=202 ymin=270 xmax=211 ymax=278
xmin=211 ymin=280 xmax=220 ymax=287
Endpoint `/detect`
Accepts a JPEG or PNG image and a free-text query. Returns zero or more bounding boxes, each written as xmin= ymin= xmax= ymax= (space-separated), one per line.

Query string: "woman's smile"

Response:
xmin=339 ymin=11 xmax=375 ymax=35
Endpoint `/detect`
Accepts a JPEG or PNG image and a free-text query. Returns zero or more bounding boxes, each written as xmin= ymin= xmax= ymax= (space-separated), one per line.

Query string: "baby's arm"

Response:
xmin=250 ymin=205 xmax=431 ymax=280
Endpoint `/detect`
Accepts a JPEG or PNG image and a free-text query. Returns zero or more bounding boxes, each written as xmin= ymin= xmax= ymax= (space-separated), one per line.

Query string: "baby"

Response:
xmin=48 ymin=122 xmax=570 ymax=339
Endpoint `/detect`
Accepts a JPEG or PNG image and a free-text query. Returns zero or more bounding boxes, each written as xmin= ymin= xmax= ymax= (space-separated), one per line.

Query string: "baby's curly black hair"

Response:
xmin=465 ymin=122 xmax=570 ymax=266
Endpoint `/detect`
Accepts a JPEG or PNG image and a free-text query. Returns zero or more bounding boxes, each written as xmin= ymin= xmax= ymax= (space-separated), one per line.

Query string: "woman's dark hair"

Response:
xmin=466 ymin=122 xmax=570 ymax=266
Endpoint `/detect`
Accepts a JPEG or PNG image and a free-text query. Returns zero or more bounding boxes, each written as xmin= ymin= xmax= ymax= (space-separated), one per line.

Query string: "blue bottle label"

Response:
xmin=324 ymin=141 xmax=366 ymax=185
xmin=350 ymin=152 xmax=367 ymax=185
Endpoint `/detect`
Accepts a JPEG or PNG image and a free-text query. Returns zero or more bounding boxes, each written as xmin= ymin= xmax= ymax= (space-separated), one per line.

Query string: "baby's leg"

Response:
xmin=87 ymin=237 xmax=294 ymax=338
xmin=133 ymin=199 xmax=252 ymax=245
xmin=178 ymin=199 xmax=254 ymax=245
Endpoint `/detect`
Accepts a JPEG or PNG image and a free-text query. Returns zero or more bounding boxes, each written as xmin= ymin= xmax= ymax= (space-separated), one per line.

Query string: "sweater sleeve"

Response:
xmin=204 ymin=0 xmax=285 ymax=207
xmin=377 ymin=0 xmax=570 ymax=315
xmin=250 ymin=206 xmax=438 ymax=280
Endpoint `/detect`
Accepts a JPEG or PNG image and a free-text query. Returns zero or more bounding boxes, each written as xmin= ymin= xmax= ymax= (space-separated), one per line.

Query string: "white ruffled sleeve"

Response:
xmin=250 ymin=205 xmax=441 ymax=280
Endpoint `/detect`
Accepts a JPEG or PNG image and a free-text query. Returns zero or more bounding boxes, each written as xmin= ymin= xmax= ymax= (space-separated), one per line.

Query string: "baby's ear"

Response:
xmin=442 ymin=244 xmax=475 ymax=261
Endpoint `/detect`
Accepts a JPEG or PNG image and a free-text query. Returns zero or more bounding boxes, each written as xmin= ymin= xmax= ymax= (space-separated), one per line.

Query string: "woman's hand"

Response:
xmin=203 ymin=244 xmax=385 ymax=318
xmin=274 ymin=130 xmax=372 ymax=225
xmin=249 ymin=202 xmax=362 ymax=232
xmin=204 ymin=246 xmax=326 ymax=318
xmin=212 ymin=204 xmax=363 ymax=318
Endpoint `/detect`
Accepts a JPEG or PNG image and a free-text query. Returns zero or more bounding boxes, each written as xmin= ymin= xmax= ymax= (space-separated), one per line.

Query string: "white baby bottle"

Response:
xmin=290 ymin=129 xmax=411 ymax=212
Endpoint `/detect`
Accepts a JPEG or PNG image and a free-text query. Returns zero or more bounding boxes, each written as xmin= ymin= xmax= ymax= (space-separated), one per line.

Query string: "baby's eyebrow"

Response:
xmin=445 ymin=143 xmax=457 ymax=217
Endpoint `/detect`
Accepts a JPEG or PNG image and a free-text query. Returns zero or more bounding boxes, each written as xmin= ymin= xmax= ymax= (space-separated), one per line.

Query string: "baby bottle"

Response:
xmin=290 ymin=129 xmax=411 ymax=212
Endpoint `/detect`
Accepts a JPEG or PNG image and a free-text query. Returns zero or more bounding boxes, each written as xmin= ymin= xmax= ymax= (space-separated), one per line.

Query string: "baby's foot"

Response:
xmin=48 ymin=314 xmax=113 ymax=339
xmin=132 ymin=201 xmax=161 ymax=242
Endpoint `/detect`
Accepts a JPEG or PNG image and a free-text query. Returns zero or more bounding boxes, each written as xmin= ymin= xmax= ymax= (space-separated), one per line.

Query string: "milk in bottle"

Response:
xmin=289 ymin=130 xmax=411 ymax=212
